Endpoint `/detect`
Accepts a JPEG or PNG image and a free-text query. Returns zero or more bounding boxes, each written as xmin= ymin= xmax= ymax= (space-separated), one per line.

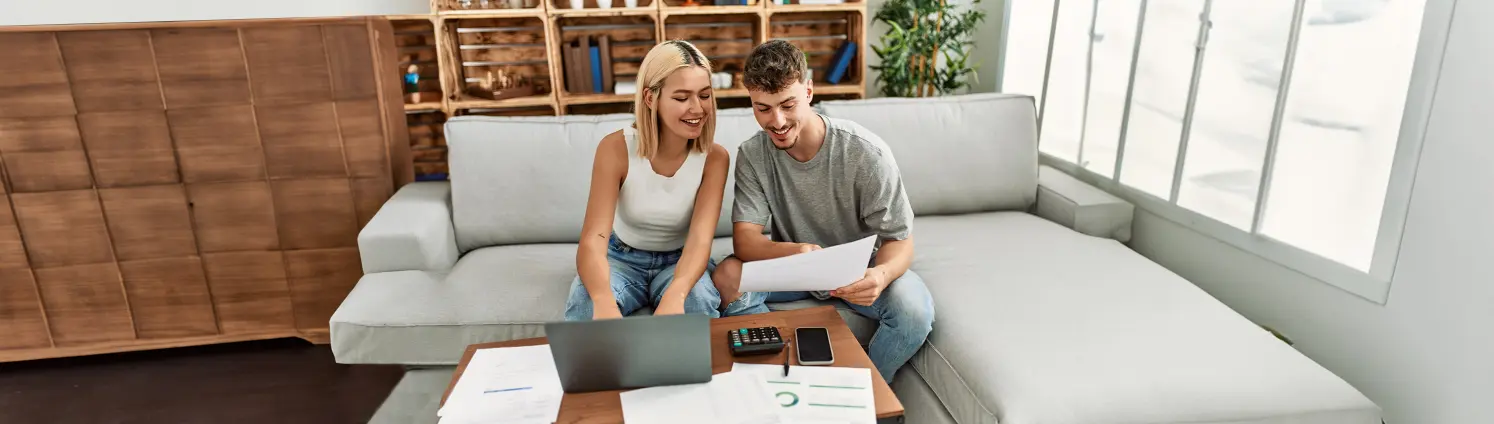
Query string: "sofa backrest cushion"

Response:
xmin=817 ymin=93 xmax=1039 ymax=216
xmin=445 ymin=108 xmax=763 ymax=251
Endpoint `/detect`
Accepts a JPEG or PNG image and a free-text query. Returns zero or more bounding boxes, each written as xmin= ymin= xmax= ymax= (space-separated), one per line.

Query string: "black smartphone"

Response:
xmin=794 ymin=327 xmax=835 ymax=365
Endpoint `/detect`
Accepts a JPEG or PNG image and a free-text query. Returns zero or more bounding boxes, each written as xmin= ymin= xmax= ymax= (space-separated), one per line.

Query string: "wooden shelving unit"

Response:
xmin=391 ymin=0 xmax=867 ymax=179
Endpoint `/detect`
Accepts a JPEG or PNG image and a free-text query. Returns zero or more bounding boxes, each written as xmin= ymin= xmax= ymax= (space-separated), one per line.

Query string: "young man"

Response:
xmin=711 ymin=40 xmax=933 ymax=383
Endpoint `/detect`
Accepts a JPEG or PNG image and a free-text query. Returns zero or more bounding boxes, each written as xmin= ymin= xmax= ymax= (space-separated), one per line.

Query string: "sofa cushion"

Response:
xmin=906 ymin=212 xmax=1380 ymax=424
xmin=817 ymin=93 xmax=1039 ymax=216
xmin=445 ymin=108 xmax=764 ymax=252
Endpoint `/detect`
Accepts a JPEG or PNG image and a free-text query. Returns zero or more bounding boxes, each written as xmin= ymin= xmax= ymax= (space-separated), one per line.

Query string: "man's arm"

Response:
xmin=731 ymin=222 xmax=819 ymax=262
xmin=729 ymin=143 xmax=818 ymax=262
xmin=832 ymin=142 xmax=915 ymax=306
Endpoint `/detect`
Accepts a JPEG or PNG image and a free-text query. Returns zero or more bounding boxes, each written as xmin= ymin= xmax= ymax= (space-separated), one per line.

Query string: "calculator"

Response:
xmin=727 ymin=326 xmax=785 ymax=356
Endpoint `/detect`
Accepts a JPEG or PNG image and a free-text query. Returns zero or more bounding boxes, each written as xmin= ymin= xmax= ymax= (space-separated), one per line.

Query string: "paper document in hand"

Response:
xmin=438 ymin=345 xmax=564 ymax=423
xmin=620 ymin=371 xmax=781 ymax=424
xmin=738 ymin=235 xmax=877 ymax=292
xmin=732 ymin=363 xmax=876 ymax=424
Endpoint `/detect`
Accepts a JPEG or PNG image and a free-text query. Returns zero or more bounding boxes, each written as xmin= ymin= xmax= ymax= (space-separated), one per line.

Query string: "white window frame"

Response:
xmin=999 ymin=0 xmax=1459 ymax=304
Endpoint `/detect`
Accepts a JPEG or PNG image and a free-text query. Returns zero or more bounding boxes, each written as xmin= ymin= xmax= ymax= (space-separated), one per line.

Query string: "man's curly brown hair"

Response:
xmin=743 ymin=40 xmax=809 ymax=94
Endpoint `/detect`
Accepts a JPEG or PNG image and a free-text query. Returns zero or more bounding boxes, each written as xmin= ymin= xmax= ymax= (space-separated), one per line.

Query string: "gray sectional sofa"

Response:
xmin=332 ymin=93 xmax=1380 ymax=423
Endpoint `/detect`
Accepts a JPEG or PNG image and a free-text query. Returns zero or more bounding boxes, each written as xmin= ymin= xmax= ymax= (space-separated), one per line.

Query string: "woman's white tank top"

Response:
xmin=612 ymin=127 xmax=708 ymax=252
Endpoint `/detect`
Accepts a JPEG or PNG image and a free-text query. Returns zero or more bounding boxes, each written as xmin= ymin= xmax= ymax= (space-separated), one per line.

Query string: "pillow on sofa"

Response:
xmin=818 ymin=93 xmax=1039 ymax=216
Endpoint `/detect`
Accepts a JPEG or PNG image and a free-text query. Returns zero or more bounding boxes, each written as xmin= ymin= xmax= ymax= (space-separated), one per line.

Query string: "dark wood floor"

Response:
xmin=0 ymin=338 xmax=404 ymax=424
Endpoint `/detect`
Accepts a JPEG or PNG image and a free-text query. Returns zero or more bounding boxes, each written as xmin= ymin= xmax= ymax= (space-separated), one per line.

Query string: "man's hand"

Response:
xmin=797 ymin=243 xmax=823 ymax=254
xmin=832 ymin=267 xmax=890 ymax=306
xmin=593 ymin=303 xmax=624 ymax=320
xmin=654 ymin=298 xmax=686 ymax=316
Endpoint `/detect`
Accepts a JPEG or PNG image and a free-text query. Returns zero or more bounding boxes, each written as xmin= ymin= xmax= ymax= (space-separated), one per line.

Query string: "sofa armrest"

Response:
xmin=357 ymin=181 xmax=460 ymax=273
xmin=1034 ymin=166 xmax=1134 ymax=242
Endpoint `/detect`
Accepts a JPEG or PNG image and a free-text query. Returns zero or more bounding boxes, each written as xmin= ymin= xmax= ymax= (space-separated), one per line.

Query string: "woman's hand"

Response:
xmin=593 ymin=303 xmax=624 ymax=320
xmin=654 ymin=298 xmax=686 ymax=316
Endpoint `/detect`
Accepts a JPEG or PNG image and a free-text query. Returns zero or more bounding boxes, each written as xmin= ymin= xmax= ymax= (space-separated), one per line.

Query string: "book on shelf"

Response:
xmin=590 ymin=45 xmax=603 ymax=93
xmin=825 ymin=40 xmax=856 ymax=85
xmin=598 ymin=35 xmax=615 ymax=93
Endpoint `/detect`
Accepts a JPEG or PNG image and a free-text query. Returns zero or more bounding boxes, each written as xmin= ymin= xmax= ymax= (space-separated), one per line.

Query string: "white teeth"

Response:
xmin=683 ymin=119 xmax=701 ymax=124
xmin=771 ymin=127 xmax=789 ymax=135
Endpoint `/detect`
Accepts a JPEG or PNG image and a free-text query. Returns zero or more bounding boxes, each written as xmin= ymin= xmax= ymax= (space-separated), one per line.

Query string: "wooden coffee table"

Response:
xmin=440 ymin=305 xmax=903 ymax=423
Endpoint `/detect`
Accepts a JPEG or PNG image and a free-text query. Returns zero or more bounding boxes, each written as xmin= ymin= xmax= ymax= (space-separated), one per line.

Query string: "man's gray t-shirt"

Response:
xmin=732 ymin=114 xmax=914 ymax=269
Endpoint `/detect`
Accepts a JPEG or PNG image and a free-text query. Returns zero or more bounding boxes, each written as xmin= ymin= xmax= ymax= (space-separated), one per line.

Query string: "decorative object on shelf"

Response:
xmin=598 ymin=0 xmax=613 ymax=8
xmin=711 ymin=72 xmax=735 ymax=89
xmin=471 ymin=69 xmax=539 ymax=100
xmin=683 ymin=0 xmax=701 ymax=6
xmin=570 ymin=0 xmax=585 ymax=8
xmin=870 ymin=0 xmax=985 ymax=97
xmin=615 ymin=77 xmax=638 ymax=95
xmin=459 ymin=0 xmax=475 ymax=8
xmin=625 ymin=0 xmax=639 ymax=7
xmin=405 ymin=64 xmax=422 ymax=103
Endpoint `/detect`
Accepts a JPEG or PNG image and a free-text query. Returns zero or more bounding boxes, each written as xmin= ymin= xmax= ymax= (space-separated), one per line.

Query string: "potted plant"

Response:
xmin=870 ymin=0 xmax=986 ymax=97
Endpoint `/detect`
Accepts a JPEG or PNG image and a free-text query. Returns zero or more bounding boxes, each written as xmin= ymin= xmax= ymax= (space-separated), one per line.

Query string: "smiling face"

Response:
xmin=749 ymin=80 xmax=812 ymax=150
xmin=649 ymin=66 xmax=714 ymax=141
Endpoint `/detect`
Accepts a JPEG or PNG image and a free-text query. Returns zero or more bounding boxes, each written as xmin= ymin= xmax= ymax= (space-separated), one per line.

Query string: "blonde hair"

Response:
xmin=633 ymin=40 xmax=716 ymax=159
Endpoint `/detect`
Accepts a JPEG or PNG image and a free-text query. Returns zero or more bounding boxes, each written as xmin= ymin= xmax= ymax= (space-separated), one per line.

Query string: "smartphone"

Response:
xmin=795 ymin=327 xmax=835 ymax=366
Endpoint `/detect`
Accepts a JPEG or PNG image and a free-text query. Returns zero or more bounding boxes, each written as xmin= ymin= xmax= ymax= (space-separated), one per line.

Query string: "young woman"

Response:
xmin=563 ymin=40 xmax=730 ymax=321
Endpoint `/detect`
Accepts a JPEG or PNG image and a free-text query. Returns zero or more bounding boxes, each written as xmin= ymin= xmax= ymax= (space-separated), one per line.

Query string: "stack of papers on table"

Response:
xmin=437 ymin=345 xmax=563 ymax=424
xmin=620 ymin=364 xmax=876 ymax=424
xmin=732 ymin=363 xmax=877 ymax=424
xmin=620 ymin=371 xmax=782 ymax=424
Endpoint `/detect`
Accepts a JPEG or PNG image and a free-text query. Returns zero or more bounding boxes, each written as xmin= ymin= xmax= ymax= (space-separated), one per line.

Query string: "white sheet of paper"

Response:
xmin=731 ymin=363 xmax=877 ymax=424
xmin=620 ymin=371 xmax=782 ymax=424
xmin=738 ymin=235 xmax=877 ymax=292
xmin=437 ymin=345 xmax=564 ymax=424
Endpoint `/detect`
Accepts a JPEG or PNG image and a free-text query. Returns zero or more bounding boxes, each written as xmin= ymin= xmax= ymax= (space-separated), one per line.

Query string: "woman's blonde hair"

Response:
xmin=633 ymin=40 xmax=715 ymax=159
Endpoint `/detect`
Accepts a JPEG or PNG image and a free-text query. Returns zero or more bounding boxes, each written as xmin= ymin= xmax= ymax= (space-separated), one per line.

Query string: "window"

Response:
xmin=1002 ymin=0 xmax=1446 ymax=302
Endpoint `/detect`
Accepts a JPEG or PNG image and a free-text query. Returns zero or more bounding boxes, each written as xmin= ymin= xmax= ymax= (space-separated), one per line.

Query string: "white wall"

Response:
xmin=0 ymin=0 xmax=429 ymax=27
xmin=1125 ymin=1 xmax=1494 ymax=422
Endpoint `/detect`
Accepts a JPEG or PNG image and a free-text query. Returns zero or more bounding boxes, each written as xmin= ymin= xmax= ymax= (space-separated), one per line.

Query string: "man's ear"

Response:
xmin=803 ymin=81 xmax=814 ymax=103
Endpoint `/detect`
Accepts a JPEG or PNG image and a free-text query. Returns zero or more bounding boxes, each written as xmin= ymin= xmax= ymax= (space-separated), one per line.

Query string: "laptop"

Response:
xmin=544 ymin=313 xmax=713 ymax=393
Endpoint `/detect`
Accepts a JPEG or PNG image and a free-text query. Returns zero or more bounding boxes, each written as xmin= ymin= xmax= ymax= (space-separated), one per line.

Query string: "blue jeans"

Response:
xmin=564 ymin=235 xmax=722 ymax=321
xmin=722 ymin=270 xmax=933 ymax=383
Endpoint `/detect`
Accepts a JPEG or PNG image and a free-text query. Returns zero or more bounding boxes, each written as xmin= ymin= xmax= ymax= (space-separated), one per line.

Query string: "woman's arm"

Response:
xmin=656 ymin=143 xmax=730 ymax=315
xmin=576 ymin=131 xmax=629 ymax=319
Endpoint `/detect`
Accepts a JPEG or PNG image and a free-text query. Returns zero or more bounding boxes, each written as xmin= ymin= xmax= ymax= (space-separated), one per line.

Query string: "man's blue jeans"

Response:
xmin=564 ymin=235 xmax=721 ymax=321
xmin=721 ymin=270 xmax=934 ymax=383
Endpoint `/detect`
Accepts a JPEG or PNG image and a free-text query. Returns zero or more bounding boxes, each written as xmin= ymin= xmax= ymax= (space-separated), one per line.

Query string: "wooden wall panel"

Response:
xmin=323 ymin=25 xmax=379 ymax=101
xmin=12 ymin=190 xmax=114 ymax=268
xmin=272 ymin=179 xmax=358 ymax=250
xmin=0 ymin=117 xmax=93 ymax=192
xmin=243 ymin=26 xmax=333 ymax=104
xmin=350 ymin=177 xmax=393 ymax=230
xmin=99 ymin=185 xmax=196 ymax=261
xmin=0 ymin=195 xmax=27 ymax=270
xmin=187 ymin=182 xmax=280 ymax=253
xmin=0 ymin=17 xmax=401 ymax=362
xmin=35 ymin=263 xmax=135 ymax=346
xmin=119 ymin=257 xmax=217 ymax=338
xmin=336 ymin=100 xmax=389 ymax=178
xmin=256 ymin=103 xmax=347 ymax=178
xmin=202 ymin=252 xmax=294 ymax=334
xmin=284 ymin=248 xmax=360 ymax=331
xmin=56 ymin=30 xmax=164 ymax=112
xmin=0 ymin=268 xmax=50 ymax=350
xmin=167 ymin=105 xmax=266 ymax=183
xmin=0 ymin=33 xmax=76 ymax=118
xmin=152 ymin=28 xmax=252 ymax=108
xmin=77 ymin=111 xmax=180 ymax=187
